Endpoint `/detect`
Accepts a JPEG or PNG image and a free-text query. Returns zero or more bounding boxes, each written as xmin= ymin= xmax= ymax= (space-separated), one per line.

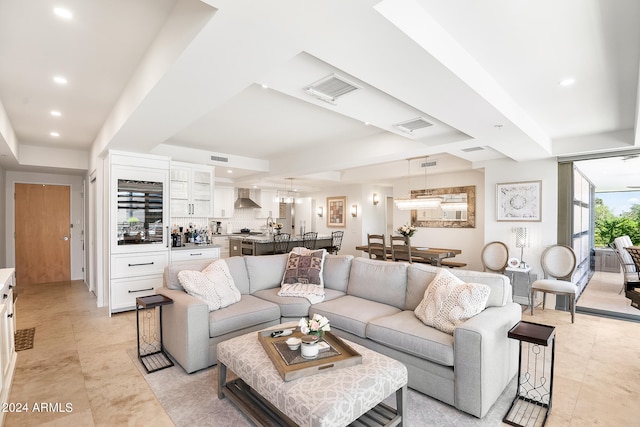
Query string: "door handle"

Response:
xmin=62 ymin=235 xmax=69 ymax=241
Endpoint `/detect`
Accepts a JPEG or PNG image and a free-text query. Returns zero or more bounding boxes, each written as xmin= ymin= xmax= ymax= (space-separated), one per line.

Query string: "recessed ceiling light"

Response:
xmin=227 ymin=169 xmax=233 ymax=174
xmin=261 ymin=84 xmax=268 ymax=89
xmin=50 ymin=110 xmax=62 ymax=117
xmin=559 ymin=78 xmax=575 ymax=87
xmin=53 ymin=7 xmax=73 ymax=20
xmin=50 ymin=131 xmax=60 ymax=137
xmin=53 ymin=76 xmax=67 ymax=85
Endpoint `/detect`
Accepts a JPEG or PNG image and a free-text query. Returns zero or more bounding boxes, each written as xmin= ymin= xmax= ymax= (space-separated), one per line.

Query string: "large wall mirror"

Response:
xmin=410 ymin=185 xmax=476 ymax=228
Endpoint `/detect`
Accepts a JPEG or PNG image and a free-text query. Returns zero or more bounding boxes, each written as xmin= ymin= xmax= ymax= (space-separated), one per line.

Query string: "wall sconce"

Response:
xmin=317 ymin=206 xmax=323 ymax=218
xmin=351 ymin=204 xmax=358 ymax=217
xmin=372 ymin=193 xmax=380 ymax=205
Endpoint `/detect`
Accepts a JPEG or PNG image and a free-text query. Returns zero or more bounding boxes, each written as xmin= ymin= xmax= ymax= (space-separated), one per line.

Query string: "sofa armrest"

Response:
xmin=453 ymin=302 xmax=521 ymax=418
xmin=156 ymin=287 xmax=210 ymax=373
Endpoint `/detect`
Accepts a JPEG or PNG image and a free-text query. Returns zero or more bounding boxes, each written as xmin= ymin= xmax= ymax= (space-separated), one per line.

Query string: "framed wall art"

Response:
xmin=326 ymin=196 xmax=347 ymax=227
xmin=496 ymin=181 xmax=542 ymax=221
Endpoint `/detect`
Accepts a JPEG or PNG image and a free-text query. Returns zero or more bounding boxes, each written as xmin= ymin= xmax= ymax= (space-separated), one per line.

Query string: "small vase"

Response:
xmin=309 ymin=330 xmax=324 ymax=341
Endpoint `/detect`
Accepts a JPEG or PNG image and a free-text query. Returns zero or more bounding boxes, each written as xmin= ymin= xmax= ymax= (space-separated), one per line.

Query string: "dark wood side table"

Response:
xmin=136 ymin=294 xmax=174 ymax=373
xmin=503 ymin=321 xmax=556 ymax=427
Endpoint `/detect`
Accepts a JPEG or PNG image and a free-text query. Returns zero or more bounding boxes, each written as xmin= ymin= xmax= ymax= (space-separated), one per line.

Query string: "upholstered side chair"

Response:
xmin=530 ymin=244 xmax=577 ymax=323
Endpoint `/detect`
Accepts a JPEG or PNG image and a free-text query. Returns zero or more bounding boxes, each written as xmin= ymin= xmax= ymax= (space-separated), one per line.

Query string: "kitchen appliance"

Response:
xmin=234 ymin=188 xmax=261 ymax=209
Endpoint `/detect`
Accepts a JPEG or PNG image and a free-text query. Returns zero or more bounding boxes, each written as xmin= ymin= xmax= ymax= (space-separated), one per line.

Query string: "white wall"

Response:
xmin=481 ymin=158 xmax=558 ymax=281
xmin=0 ymin=165 xmax=5 ymax=267
xmin=4 ymin=171 xmax=85 ymax=282
xmin=392 ymin=169 xmax=486 ymax=270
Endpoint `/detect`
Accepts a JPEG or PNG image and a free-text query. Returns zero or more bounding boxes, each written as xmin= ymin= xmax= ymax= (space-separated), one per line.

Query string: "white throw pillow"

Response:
xmin=414 ymin=268 xmax=490 ymax=335
xmin=178 ymin=259 xmax=241 ymax=311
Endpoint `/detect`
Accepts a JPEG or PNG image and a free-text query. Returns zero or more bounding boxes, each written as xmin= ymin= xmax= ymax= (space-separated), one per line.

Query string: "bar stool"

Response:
xmin=273 ymin=233 xmax=290 ymax=254
xmin=302 ymin=232 xmax=317 ymax=250
xmin=321 ymin=231 xmax=344 ymax=254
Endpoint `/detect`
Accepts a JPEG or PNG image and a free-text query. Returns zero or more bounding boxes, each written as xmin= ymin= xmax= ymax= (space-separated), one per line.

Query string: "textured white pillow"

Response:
xmin=414 ymin=268 xmax=491 ymax=335
xmin=178 ymin=259 xmax=241 ymax=311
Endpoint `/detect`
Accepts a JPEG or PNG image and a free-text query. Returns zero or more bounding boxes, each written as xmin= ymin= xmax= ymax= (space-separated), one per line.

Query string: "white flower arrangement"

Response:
xmin=298 ymin=314 xmax=331 ymax=336
xmin=397 ymin=224 xmax=417 ymax=237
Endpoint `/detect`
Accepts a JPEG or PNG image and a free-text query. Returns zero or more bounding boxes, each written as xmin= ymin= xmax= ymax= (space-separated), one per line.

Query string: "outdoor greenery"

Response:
xmin=594 ymin=197 xmax=640 ymax=246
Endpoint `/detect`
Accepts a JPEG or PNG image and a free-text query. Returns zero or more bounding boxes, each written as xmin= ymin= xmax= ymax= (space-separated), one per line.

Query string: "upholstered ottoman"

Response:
xmin=217 ymin=325 xmax=408 ymax=427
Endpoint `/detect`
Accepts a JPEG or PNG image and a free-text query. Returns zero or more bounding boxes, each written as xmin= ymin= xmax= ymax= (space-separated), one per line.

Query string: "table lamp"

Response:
xmin=514 ymin=227 xmax=529 ymax=268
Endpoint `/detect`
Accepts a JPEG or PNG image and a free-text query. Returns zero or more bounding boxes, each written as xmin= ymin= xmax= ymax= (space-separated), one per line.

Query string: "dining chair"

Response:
xmin=302 ymin=232 xmax=318 ymax=250
xmin=273 ymin=233 xmax=291 ymax=254
xmin=367 ymin=234 xmax=387 ymax=260
xmin=321 ymin=231 xmax=344 ymax=255
xmin=530 ymin=244 xmax=577 ymax=323
xmin=390 ymin=235 xmax=412 ymax=263
xmin=480 ymin=241 xmax=509 ymax=274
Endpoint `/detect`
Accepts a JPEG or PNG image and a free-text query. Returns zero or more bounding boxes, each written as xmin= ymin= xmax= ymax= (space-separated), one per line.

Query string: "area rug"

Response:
xmin=14 ymin=327 xmax=35 ymax=351
xmin=128 ymin=349 xmax=517 ymax=426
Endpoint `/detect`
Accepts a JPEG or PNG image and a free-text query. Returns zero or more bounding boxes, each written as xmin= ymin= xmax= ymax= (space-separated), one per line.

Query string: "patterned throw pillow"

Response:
xmin=414 ymin=268 xmax=490 ymax=335
xmin=178 ymin=259 xmax=241 ymax=311
xmin=281 ymin=247 xmax=327 ymax=287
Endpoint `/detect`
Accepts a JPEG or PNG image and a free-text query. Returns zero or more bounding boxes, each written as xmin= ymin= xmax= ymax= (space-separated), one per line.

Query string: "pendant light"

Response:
xmin=394 ymin=156 xmax=442 ymax=210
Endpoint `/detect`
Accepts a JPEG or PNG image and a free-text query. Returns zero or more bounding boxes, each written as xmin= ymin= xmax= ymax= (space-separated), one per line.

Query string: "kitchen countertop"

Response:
xmin=228 ymin=234 xmax=332 ymax=244
xmin=171 ymin=243 xmax=222 ymax=251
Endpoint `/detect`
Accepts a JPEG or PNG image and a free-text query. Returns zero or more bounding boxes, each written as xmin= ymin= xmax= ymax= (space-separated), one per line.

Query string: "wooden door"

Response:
xmin=15 ymin=184 xmax=71 ymax=285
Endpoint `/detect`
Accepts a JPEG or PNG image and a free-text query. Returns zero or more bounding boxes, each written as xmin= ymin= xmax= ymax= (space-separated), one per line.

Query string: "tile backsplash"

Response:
xmin=172 ymin=209 xmax=269 ymax=234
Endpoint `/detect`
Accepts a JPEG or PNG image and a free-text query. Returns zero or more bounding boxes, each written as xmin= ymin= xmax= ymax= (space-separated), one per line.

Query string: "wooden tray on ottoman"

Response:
xmin=258 ymin=330 xmax=362 ymax=381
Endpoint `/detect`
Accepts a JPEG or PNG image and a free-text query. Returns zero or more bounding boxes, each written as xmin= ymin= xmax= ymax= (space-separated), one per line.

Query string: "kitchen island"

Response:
xmin=228 ymin=234 xmax=332 ymax=256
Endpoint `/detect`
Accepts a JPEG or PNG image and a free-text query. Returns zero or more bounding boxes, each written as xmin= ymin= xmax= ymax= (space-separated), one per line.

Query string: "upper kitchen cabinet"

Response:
xmin=256 ymin=189 xmax=281 ymax=219
xmin=170 ymin=162 xmax=214 ymax=218
xmin=213 ymin=186 xmax=235 ymax=218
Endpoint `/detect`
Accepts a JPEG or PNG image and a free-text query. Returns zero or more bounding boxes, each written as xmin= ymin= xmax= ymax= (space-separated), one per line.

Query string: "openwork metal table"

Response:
xmin=504 ymin=321 xmax=556 ymax=427
xmin=136 ymin=294 xmax=174 ymax=373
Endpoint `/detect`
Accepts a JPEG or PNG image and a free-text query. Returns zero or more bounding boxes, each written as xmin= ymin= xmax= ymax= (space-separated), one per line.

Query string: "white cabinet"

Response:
xmin=171 ymin=246 xmax=220 ymax=263
xmin=256 ymin=189 xmax=281 ymax=219
xmin=108 ymin=152 xmax=170 ymax=314
xmin=211 ymin=236 xmax=229 ymax=258
xmin=170 ymin=162 xmax=214 ymax=217
xmin=0 ymin=268 xmax=16 ymax=425
xmin=213 ymin=187 xmax=235 ymax=218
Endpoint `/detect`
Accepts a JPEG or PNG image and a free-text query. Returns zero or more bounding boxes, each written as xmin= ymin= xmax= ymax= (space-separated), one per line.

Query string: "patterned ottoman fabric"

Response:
xmin=217 ymin=326 xmax=408 ymax=427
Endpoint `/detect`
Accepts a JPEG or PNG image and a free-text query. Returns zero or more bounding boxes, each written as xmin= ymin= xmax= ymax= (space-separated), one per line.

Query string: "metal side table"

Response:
xmin=504 ymin=321 xmax=556 ymax=427
xmin=136 ymin=294 xmax=174 ymax=373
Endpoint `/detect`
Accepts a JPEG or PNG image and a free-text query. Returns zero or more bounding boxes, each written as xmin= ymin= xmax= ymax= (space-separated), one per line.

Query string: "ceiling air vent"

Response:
xmin=210 ymin=155 xmax=229 ymax=163
xmin=394 ymin=117 xmax=433 ymax=134
xmin=461 ymin=146 xmax=485 ymax=153
xmin=303 ymin=73 xmax=361 ymax=104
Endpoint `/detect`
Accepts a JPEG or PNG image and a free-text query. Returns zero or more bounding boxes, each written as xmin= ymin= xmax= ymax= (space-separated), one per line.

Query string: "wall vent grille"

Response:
xmin=210 ymin=155 xmax=229 ymax=162
xmin=394 ymin=117 xmax=433 ymax=134
xmin=461 ymin=146 xmax=485 ymax=153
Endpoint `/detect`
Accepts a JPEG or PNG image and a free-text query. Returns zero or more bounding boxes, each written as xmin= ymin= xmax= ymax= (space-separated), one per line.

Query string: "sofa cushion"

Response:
xmin=311 ymin=295 xmax=401 ymax=338
xmin=163 ymin=259 xmax=212 ymax=291
xmin=322 ymin=255 xmax=353 ymax=292
xmin=281 ymin=248 xmax=327 ymax=286
xmin=407 ymin=263 xmax=510 ymax=310
xmin=246 ymin=254 xmax=289 ymax=293
xmin=366 ymin=311 xmax=455 ymax=366
xmin=209 ymin=294 xmax=280 ymax=338
xmin=414 ymin=269 xmax=490 ymax=335
xmin=224 ymin=256 xmax=250 ymax=294
xmin=177 ymin=259 xmax=242 ymax=311
xmin=253 ymin=288 xmax=311 ymax=318
xmin=347 ymin=258 xmax=407 ymax=309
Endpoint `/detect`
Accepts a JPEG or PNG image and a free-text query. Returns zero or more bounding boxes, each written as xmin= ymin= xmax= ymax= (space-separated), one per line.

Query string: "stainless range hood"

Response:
xmin=234 ymin=188 xmax=261 ymax=209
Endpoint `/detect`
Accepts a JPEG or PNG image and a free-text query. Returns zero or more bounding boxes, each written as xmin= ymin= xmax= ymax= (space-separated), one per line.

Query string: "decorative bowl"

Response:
xmin=286 ymin=337 xmax=301 ymax=350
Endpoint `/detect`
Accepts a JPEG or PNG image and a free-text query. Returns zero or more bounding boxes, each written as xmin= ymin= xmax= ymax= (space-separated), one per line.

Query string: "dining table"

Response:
xmin=355 ymin=245 xmax=461 ymax=266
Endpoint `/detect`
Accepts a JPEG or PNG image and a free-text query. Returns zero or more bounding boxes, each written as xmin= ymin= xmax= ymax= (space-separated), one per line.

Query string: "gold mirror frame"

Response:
xmin=410 ymin=185 xmax=476 ymax=228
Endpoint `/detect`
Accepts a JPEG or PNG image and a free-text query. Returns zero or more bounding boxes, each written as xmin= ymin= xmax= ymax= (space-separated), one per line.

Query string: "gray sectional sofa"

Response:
xmin=157 ymin=254 xmax=521 ymax=418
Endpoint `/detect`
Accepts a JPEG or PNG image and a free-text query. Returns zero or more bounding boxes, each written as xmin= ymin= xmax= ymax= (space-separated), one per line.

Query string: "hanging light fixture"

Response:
xmin=394 ymin=156 xmax=442 ymax=210
xmin=277 ymin=178 xmax=296 ymax=204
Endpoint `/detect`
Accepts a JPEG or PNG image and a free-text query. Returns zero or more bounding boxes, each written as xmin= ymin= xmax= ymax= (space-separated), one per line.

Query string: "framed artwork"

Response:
xmin=496 ymin=181 xmax=542 ymax=221
xmin=326 ymin=196 xmax=347 ymax=227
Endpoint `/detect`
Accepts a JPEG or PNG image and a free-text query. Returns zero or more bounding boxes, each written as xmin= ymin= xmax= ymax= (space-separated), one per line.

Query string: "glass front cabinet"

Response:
xmin=109 ymin=152 xmax=170 ymax=314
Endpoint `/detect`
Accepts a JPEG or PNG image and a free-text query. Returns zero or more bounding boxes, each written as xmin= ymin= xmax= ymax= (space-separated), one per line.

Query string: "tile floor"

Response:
xmin=5 ymin=274 xmax=640 ymax=426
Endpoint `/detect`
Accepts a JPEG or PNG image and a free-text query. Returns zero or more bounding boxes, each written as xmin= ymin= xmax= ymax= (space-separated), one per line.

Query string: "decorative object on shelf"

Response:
xmin=514 ymin=227 xmax=529 ymax=267
xmin=496 ymin=181 xmax=542 ymax=221
xmin=508 ymin=257 xmax=521 ymax=268
xmin=394 ymin=156 xmax=443 ymax=210
xmin=298 ymin=314 xmax=331 ymax=341
xmin=300 ymin=334 xmax=320 ymax=359
xmin=326 ymin=196 xmax=347 ymax=227
xmin=397 ymin=223 xmax=417 ymax=237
